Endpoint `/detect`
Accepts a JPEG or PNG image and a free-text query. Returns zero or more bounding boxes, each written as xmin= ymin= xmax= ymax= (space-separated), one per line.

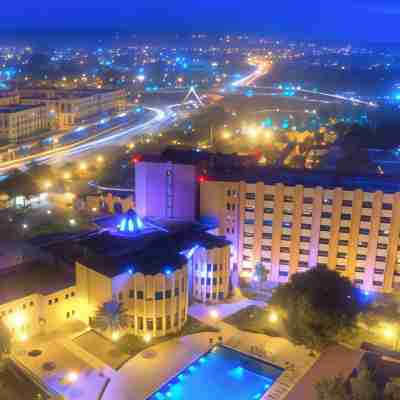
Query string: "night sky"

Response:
xmin=1 ymin=0 xmax=400 ymax=42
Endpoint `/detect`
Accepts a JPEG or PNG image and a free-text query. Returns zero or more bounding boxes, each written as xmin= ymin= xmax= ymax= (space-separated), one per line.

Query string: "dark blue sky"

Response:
xmin=1 ymin=0 xmax=400 ymax=42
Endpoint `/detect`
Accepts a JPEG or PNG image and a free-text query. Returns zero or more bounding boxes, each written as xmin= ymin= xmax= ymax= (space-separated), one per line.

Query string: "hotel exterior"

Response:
xmin=199 ymin=168 xmax=400 ymax=293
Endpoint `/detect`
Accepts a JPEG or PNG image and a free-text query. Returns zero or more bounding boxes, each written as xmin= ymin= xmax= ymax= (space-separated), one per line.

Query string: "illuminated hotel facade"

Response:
xmin=200 ymin=168 xmax=400 ymax=293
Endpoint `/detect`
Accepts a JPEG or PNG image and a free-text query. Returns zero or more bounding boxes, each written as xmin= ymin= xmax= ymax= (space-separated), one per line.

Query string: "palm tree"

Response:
xmin=92 ymin=300 xmax=129 ymax=334
xmin=0 ymin=319 xmax=11 ymax=362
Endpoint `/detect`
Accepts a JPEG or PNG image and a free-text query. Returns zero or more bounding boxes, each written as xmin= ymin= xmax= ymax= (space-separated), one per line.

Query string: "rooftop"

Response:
xmin=45 ymin=214 xmax=229 ymax=278
xmin=0 ymin=262 xmax=75 ymax=304
xmin=205 ymin=166 xmax=400 ymax=193
xmin=0 ymin=104 xmax=44 ymax=114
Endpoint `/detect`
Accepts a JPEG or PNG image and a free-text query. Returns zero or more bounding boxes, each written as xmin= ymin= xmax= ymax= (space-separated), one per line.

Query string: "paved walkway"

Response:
xmin=286 ymin=345 xmax=363 ymax=400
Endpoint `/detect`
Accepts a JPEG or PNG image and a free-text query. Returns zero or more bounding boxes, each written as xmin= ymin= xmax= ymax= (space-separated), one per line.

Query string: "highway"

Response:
xmin=0 ymin=105 xmax=175 ymax=174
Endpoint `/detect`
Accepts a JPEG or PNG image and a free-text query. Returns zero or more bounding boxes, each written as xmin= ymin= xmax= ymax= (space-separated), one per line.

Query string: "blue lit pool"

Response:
xmin=148 ymin=346 xmax=283 ymax=400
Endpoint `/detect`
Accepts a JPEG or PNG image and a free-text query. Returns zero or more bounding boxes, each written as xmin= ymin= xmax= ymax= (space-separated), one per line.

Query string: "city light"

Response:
xmin=63 ymin=172 xmax=72 ymax=180
xmin=79 ymin=162 xmax=87 ymax=171
xmin=143 ymin=333 xmax=152 ymax=343
xmin=96 ymin=155 xmax=104 ymax=163
xmin=43 ymin=181 xmax=53 ymax=190
xmin=66 ymin=371 xmax=79 ymax=384
xmin=210 ymin=309 xmax=219 ymax=320
xmin=268 ymin=311 xmax=278 ymax=324
xmin=19 ymin=332 xmax=29 ymax=342
xmin=112 ymin=331 xmax=120 ymax=342
xmin=69 ymin=219 xmax=77 ymax=226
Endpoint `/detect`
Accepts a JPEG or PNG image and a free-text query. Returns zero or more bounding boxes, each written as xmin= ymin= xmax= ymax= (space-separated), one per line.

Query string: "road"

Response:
xmin=0 ymin=105 xmax=176 ymax=174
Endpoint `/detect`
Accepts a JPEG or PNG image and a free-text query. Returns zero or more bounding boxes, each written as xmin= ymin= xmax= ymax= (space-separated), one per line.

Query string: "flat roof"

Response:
xmin=0 ymin=104 xmax=44 ymax=114
xmin=0 ymin=262 xmax=75 ymax=304
xmin=205 ymin=166 xmax=400 ymax=193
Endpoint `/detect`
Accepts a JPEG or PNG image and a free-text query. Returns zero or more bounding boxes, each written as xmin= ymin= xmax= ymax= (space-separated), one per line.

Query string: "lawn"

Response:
xmin=73 ymin=330 xmax=130 ymax=370
xmin=223 ymin=305 xmax=284 ymax=337
xmin=117 ymin=316 xmax=219 ymax=359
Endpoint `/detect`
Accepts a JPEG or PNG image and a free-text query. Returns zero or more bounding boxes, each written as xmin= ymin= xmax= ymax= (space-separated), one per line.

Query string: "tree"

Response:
xmin=350 ymin=366 xmax=378 ymax=400
xmin=254 ymin=262 xmax=268 ymax=289
xmin=315 ymin=376 xmax=349 ymax=400
xmin=384 ymin=378 xmax=400 ymax=400
xmin=0 ymin=319 xmax=11 ymax=361
xmin=92 ymin=300 xmax=128 ymax=333
xmin=270 ymin=265 xmax=365 ymax=350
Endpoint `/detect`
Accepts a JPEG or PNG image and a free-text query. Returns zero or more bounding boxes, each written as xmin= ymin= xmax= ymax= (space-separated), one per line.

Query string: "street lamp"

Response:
xmin=96 ymin=155 xmax=104 ymax=163
xmin=143 ymin=333 xmax=152 ymax=344
xmin=383 ymin=324 xmax=399 ymax=351
xmin=268 ymin=311 xmax=278 ymax=324
xmin=66 ymin=371 xmax=79 ymax=384
xmin=69 ymin=219 xmax=77 ymax=226
xmin=111 ymin=331 xmax=120 ymax=342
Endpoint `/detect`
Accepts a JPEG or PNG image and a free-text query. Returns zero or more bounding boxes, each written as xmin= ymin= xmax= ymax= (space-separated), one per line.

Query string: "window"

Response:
xmin=373 ymin=281 xmax=383 ymax=287
xmin=227 ymin=190 xmax=231 ymax=197
xmin=226 ymin=203 xmax=231 ymax=211
xmin=281 ymin=234 xmax=291 ymax=241
xmin=244 ymin=232 xmax=254 ymax=238
xmin=356 ymin=254 xmax=367 ymax=261
xmin=303 ymin=197 xmax=313 ymax=204
xmin=381 ymin=217 xmax=391 ymax=224
xmin=318 ymin=250 xmax=328 ymax=257
xmin=136 ymin=291 xmax=144 ymax=300
xmin=245 ymin=207 xmax=255 ymax=213
xmin=264 ymin=208 xmax=274 ymax=214
xmin=207 ymin=264 xmax=212 ymax=272
xmin=342 ymin=200 xmax=353 ymax=207
xmin=138 ymin=317 xmax=143 ymax=330
xmin=263 ymin=233 xmax=273 ymax=240
xmin=264 ymin=194 xmax=274 ymax=201
xmin=66 ymin=312 xmax=70 ymax=319
xmin=155 ymin=292 xmax=163 ymax=300
xmin=301 ymin=224 xmax=312 ymax=230
xmin=246 ymin=193 xmax=256 ymax=200
xmin=263 ymin=220 xmax=273 ymax=227
xmin=359 ymin=242 xmax=368 ymax=248
xmin=65 ymin=294 xmax=69 ymax=300
xmin=147 ymin=318 xmax=153 ymax=331
xmin=206 ymin=278 xmax=211 ymax=285
xmin=118 ymin=292 xmax=123 ymax=301
xmin=129 ymin=290 xmax=134 ymax=298
xmin=165 ymin=290 xmax=172 ymax=299
xmin=244 ymin=219 xmax=255 ymax=225
xmin=359 ymin=228 xmax=370 ymax=235
xmin=321 ymin=212 xmax=332 ymax=218
xmin=156 ymin=318 xmax=163 ymax=330
xmin=219 ymin=292 xmax=224 ymax=300
xmin=360 ymin=215 xmax=371 ymax=222
xmin=300 ymin=236 xmax=311 ymax=243
xmin=341 ymin=214 xmax=351 ymax=221
xmin=321 ymin=225 xmax=331 ymax=232
xmin=175 ymin=288 xmax=179 ymax=296
xmin=377 ymin=243 xmax=387 ymax=250
xmin=355 ymin=267 xmax=365 ymax=273
xmin=338 ymin=240 xmax=349 ymax=246
xmin=213 ymin=264 xmax=218 ymax=272
xmin=284 ymin=196 xmax=293 ymax=203
xmin=261 ymin=257 xmax=271 ymax=263
xmin=262 ymin=245 xmax=272 ymax=251
xmin=54 ymin=298 xmax=58 ymax=303
xmin=48 ymin=300 xmax=52 ymax=305
xmin=340 ymin=227 xmax=350 ymax=233
xmin=376 ymin=256 xmax=386 ymax=263
xmin=362 ymin=201 xmax=372 ymax=209
xmin=300 ymin=249 xmax=310 ymax=255
xmin=382 ymin=203 xmax=392 ymax=210
xmin=319 ymin=238 xmax=329 ymax=245
xmin=71 ymin=292 xmax=75 ymax=297
xmin=279 ymin=271 xmax=289 ymax=276
xmin=30 ymin=302 xmax=34 ymax=307
xmin=337 ymin=252 xmax=346 ymax=259
xmin=174 ymin=313 xmax=178 ymax=327
xmin=280 ymin=247 xmax=290 ymax=254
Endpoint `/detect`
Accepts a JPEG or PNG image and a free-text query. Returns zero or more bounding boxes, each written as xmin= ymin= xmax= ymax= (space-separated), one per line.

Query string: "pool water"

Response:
xmin=148 ymin=346 xmax=283 ymax=400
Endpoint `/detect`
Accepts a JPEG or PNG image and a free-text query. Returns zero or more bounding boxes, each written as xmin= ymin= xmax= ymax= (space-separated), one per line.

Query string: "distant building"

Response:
xmin=20 ymin=88 xmax=126 ymax=128
xmin=0 ymin=104 xmax=48 ymax=142
xmin=0 ymin=90 xmax=20 ymax=106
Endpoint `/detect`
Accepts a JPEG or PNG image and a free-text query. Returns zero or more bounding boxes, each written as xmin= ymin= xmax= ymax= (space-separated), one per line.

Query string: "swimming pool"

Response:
xmin=147 ymin=345 xmax=284 ymax=400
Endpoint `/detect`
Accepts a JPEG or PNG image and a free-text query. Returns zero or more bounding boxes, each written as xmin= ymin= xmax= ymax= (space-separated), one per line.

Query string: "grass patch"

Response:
xmin=117 ymin=316 xmax=218 ymax=358
xmin=74 ymin=330 xmax=130 ymax=370
xmin=224 ymin=305 xmax=283 ymax=337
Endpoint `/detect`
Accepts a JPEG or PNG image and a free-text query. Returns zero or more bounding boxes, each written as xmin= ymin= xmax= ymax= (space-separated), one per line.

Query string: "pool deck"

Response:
xmin=13 ymin=296 xmax=325 ymax=400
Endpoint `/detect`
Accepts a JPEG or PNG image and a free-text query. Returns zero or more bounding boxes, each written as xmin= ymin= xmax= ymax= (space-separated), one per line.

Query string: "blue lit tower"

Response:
xmin=118 ymin=209 xmax=145 ymax=234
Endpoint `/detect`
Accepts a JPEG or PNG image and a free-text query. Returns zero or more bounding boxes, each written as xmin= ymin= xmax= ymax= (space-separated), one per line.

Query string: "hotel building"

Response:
xmin=200 ymin=167 xmax=400 ymax=294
